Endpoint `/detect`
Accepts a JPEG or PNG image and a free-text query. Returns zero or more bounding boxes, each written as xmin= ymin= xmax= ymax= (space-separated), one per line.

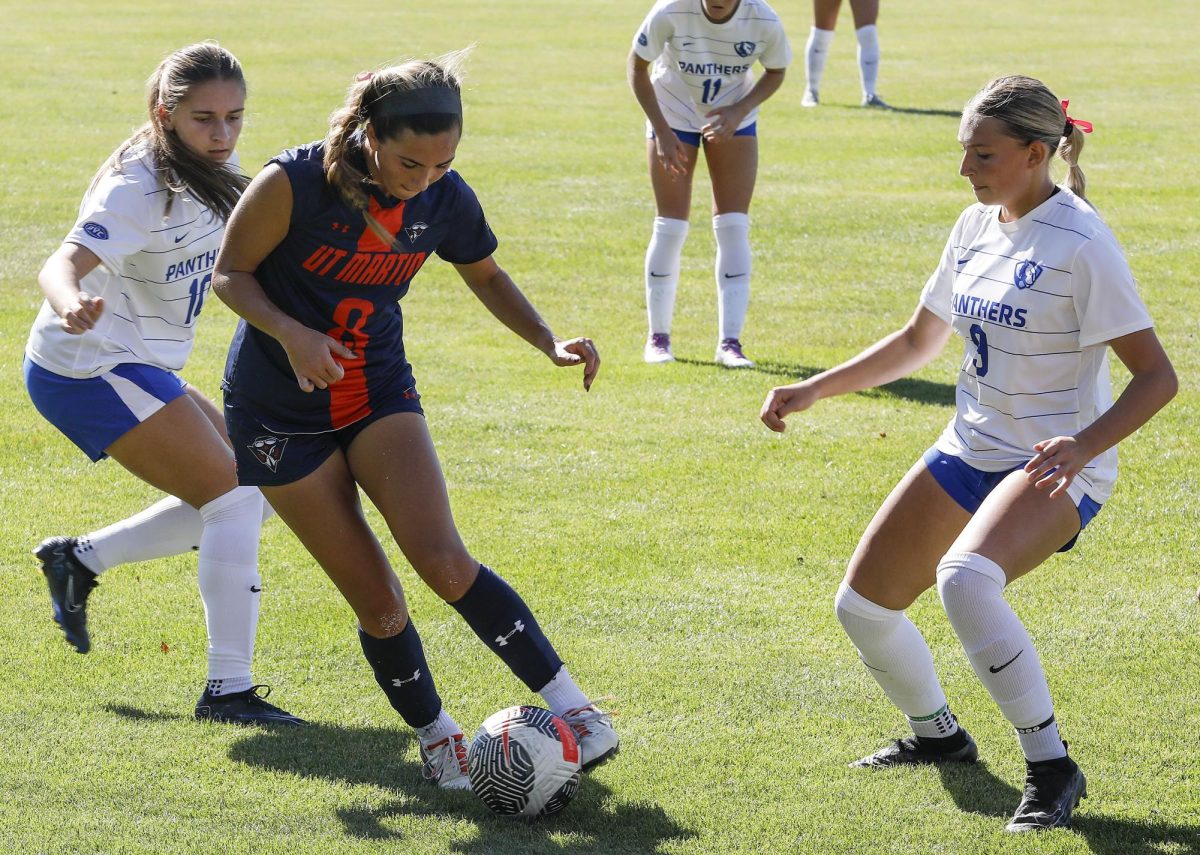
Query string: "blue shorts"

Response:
xmin=225 ymin=391 xmax=425 ymax=487
xmin=650 ymin=122 xmax=757 ymax=148
xmin=24 ymin=358 xmax=188 ymax=461
xmin=922 ymin=447 xmax=1102 ymax=552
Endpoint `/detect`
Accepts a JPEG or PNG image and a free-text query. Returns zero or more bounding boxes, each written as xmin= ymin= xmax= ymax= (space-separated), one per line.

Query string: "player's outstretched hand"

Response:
xmin=551 ymin=337 xmax=600 ymax=392
xmin=280 ymin=326 xmax=357 ymax=393
xmin=1024 ymin=435 xmax=1090 ymax=499
xmin=760 ymin=382 xmax=820 ymax=433
xmin=59 ymin=292 xmax=105 ymax=334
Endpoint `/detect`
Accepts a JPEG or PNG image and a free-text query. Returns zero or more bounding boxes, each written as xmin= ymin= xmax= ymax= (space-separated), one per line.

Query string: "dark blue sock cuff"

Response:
xmin=451 ymin=565 xmax=563 ymax=691
xmin=358 ymin=622 xmax=442 ymax=728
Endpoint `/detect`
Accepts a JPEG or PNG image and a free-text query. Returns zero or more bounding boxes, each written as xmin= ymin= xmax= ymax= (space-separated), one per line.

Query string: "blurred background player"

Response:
xmin=760 ymin=77 xmax=1176 ymax=831
xmin=629 ymin=0 xmax=791 ymax=368
xmin=801 ymin=0 xmax=888 ymax=108
xmin=214 ymin=54 xmax=618 ymax=790
xmin=24 ymin=43 xmax=302 ymax=725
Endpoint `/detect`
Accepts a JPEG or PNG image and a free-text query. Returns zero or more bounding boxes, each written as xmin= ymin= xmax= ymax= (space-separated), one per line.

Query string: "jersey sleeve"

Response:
xmin=434 ymin=176 xmax=499 ymax=265
xmin=65 ymin=169 xmax=156 ymax=273
xmin=1072 ymin=230 xmax=1153 ymax=347
xmin=919 ymin=209 xmax=972 ymax=324
xmin=633 ymin=3 xmax=672 ymax=62
xmin=758 ymin=20 xmax=792 ymax=69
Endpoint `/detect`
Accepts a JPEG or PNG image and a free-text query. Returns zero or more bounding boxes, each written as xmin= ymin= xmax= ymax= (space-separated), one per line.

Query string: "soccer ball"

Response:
xmin=468 ymin=705 xmax=582 ymax=819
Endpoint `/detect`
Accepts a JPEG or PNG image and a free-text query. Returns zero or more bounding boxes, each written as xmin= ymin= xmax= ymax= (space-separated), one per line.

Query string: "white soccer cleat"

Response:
xmin=562 ymin=704 xmax=619 ymax=771
xmin=420 ymin=732 xmax=472 ymax=790
xmin=861 ymin=93 xmax=891 ymax=109
xmin=801 ymin=88 xmax=819 ymax=108
xmin=715 ymin=338 xmax=755 ymax=369
xmin=644 ymin=333 xmax=675 ymax=364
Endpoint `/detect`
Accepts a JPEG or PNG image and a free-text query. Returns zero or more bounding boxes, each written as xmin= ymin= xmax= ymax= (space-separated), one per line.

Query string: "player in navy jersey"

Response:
xmin=760 ymin=76 xmax=1176 ymax=831
xmin=629 ymin=0 xmax=791 ymax=367
xmin=214 ymin=53 xmax=618 ymax=790
xmin=24 ymin=43 xmax=302 ymax=725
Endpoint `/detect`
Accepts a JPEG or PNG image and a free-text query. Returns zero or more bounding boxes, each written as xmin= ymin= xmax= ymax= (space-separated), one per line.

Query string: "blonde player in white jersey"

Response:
xmin=629 ymin=0 xmax=791 ymax=368
xmin=24 ymin=43 xmax=302 ymax=726
xmin=761 ymin=76 xmax=1176 ymax=832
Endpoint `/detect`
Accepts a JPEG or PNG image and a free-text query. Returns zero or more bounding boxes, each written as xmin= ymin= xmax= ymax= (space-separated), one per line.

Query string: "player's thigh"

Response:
xmin=705 ymin=135 xmax=758 ymax=214
xmin=648 ymin=137 xmax=698 ymax=220
xmin=813 ymin=0 xmax=844 ymax=31
xmin=848 ymin=0 xmax=879 ymax=28
xmin=949 ymin=470 xmax=1081 ymax=584
xmin=260 ymin=450 xmax=409 ymax=632
xmin=345 ymin=412 xmax=479 ymax=602
xmin=183 ymin=383 xmax=231 ymax=446
xmin=105 ymin=394 xmax=238 ymax=508
xmin=845 ymin=459 xmax=972 ymax=609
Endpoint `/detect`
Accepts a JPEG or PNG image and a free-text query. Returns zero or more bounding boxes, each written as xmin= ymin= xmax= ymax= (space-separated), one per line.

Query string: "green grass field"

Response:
xmin=1 ymin=1 xmax=1197 ymax=852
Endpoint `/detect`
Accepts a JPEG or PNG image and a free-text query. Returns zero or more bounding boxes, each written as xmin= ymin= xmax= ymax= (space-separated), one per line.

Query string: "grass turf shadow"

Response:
xmin=225 ymin=722 xmax=696 ymax=854
xmin=937 ymin=760 xmax=1200 ymax=854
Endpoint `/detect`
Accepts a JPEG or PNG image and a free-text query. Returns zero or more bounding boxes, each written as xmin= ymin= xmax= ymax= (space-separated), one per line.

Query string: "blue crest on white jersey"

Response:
xmin=638 ymin=32 xmax=648 ymax=47
xmin=734 ymin=41 xmax=756 ymax=58
xmin=82 ymin=221 xmax=109 ymax=240
xmin=1013 ymin=260 xmax=1044 ymax=290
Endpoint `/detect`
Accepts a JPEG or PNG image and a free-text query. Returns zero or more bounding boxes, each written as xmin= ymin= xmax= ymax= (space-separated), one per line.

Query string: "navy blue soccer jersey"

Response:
xmin=223 ymin=140 xmax=498 ymax=433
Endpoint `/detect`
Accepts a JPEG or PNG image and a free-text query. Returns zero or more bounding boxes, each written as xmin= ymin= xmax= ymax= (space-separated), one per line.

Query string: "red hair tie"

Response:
xmin=356 ymin=71 xmax=374 ymax=82
xmin=1061 ymin=99 xmax=1094 ymax=134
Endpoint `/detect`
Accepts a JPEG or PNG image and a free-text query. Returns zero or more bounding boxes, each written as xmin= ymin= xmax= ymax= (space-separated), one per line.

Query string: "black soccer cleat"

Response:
xmin=34 ymin=536 xmax=98 ymax=654
xmin=194 ymin=685 xmax=308 ymax=727
xmin=851 ymin=728 xmax=979 ymax=768
xmin=1005 ymin=753 xmax=1087 ymax=832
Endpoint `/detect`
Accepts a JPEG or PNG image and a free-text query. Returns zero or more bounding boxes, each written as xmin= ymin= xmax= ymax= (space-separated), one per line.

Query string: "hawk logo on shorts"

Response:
xmin=403 ymin=221 xmax=429 ymax=243
xmin=249 ymin=435 xmax=288 ymax=472
xmin=1013 ymin=260 xmax=1044 ymax=290
xmin=82 ymin=221 xmax=109 ymax=240
xmin=734 ymin=41 xmax=756 ymax=58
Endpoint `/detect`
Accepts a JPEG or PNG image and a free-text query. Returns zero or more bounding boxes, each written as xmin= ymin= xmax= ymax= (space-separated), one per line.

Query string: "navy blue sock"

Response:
xmin=357 ymin=621 xmax=442 ymax=728
xmin=450 ymin=565 xmax=563 ymax=691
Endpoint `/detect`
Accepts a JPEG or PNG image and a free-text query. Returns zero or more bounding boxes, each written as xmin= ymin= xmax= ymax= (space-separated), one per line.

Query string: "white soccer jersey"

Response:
xmin=920 ymin=187 xmax=1153 ymax=503
xmin=633 ymin=0 xmax=791 ymax=133
xmin=26 ymin=143 xmax=235 ymax=378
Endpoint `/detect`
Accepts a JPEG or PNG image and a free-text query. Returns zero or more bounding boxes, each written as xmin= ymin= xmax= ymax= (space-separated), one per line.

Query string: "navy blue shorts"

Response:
xmin=24 ymin=358 xmax=188 ymax=461
xmin=922 ymin=447 xmax=1102 ymax=552
xmin=651 ymin=122 xmax=758 ymax=148
xmin=226 ymin=391 xmax=425 ymax=487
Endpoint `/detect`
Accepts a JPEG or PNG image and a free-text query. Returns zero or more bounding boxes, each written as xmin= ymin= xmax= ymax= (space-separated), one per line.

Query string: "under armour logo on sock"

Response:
xmin=391 ymin=669 xmax=421 ymax=687
xmin=495 ymin=620 xmax=525 ymax=647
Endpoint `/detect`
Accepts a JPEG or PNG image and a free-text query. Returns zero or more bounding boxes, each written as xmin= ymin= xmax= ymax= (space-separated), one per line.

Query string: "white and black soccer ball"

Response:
xmin=468 ymin=705 xmax=582 ymax=819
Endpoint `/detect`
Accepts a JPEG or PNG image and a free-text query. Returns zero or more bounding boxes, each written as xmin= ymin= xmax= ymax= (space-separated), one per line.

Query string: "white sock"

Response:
xmin=645 ymin=217 xmax=689 ymax=335
xmin=856 ymin=24 xmax=881 ymax=98
xmin=537 ymin=665 xmax=591 ymax=715
xmin=937 ymin=552 xmax=1067 ymax=762
xmin=206 ymin=676 xmax=253 ymax=696
xmin=416 ymin=708 xmax=462 ymax=745
xmin=75 ymin=494 xmax=276 ymax=575
xmin=805 ymin=27 xmax=834 ymax=94
xmin=197 ymin=486 xmax=264 ymax=684
xmin=713 ymin=213 xmax=751 ymax=341
xmin=834 ymin=582 xmax=954 ymax=725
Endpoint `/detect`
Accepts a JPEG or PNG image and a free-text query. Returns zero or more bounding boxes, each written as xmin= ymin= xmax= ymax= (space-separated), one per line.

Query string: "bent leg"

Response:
xmin=837 ymin=459 xmax=973 ymax=747
xmin=937 ymin=472 xmax=1081 ymax=761
xmin=348 ymin=414 xmax=566 ymax=692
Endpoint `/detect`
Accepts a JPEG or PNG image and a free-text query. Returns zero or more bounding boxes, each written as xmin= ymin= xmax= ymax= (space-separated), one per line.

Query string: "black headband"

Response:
xmin=371 ymin=86 xmax=462 ymax=120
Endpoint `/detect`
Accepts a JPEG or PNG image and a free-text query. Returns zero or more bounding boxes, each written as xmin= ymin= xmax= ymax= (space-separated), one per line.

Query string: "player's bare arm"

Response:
xmin=37 ymin=243 xmax=105 ymax=334
xmin=214 ymin=165 xmax=354 ymax=392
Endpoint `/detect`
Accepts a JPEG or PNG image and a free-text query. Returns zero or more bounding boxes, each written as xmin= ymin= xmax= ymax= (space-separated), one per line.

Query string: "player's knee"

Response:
xmin=936 ymin=551 xmax=1005 ymax=618
xmin=411 ymin=547 xmax=478 ymax=601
